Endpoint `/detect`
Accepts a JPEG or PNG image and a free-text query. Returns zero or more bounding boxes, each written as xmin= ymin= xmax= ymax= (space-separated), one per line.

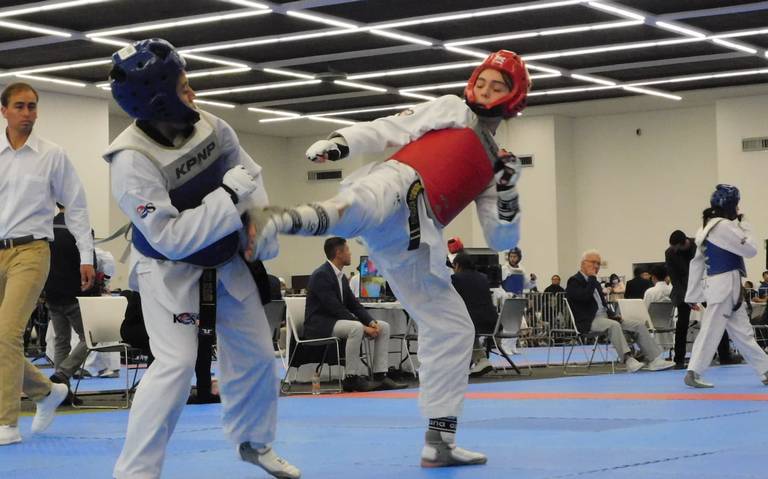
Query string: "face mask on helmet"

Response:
xmin=109 ymin=38 xmax=199 ymax=124
xmin=464 ymin=50 xmax=531 ymax=119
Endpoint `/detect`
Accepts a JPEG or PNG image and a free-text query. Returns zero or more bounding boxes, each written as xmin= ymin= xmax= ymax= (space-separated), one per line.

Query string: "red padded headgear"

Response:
xmin=464 ymin=50 xmax=531 ymax=118
xmin=447 ymin=237 xmax=464 ymax=254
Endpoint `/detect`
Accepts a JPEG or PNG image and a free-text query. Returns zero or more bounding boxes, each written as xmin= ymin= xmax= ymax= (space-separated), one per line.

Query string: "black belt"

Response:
xmin=0 ymin=235 xmax=35 ymax=249
xmin=198 ymin=268 xmax=217 ymax=337
xmin=406 ymin=180 xmax=424 ymax=251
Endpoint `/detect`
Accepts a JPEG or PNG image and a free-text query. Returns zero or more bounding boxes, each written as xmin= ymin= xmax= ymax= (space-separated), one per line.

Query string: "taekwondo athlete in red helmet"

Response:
xmin=247 ymin=50 xmax=531 ymax=468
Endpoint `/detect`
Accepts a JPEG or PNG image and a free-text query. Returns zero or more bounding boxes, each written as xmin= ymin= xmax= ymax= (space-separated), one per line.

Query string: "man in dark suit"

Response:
xmin=566 ymin=250 xmax=674 ymax=373
xmin=451 ymin=253 xmax=497 ymax=377
xmin=624 ymin=267 xmax=653 ymax=299
xmin=666 ymin=230 xmax=735 ymax=369
xmin=305 ymin=237 xmax=406 ymax=392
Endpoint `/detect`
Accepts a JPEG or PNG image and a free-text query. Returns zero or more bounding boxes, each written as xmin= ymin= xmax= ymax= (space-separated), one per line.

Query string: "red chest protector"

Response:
xmin=390 ymin=127 xmax=494 ymax=226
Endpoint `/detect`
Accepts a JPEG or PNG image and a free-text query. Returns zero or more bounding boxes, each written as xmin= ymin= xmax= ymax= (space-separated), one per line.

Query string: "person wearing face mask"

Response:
xmin=247 ymin=50 xmax=531 ymax=468
xmin=683 ymin=185 xmax=768 ymax=388
xmin=605 ymin=273 xmax=625 ymax=302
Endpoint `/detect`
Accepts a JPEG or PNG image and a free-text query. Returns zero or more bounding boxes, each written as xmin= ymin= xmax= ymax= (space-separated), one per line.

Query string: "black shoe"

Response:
xmin=374 ymin=376 xmax=408 ymax=391
xmin=49 ymin=372 xmax=70 ymax=386
xmin=673 ymin=362 xmax=687 ymax=370
xmin=60 ymin=391 xmax=83 ymax=407
xmin=342 ymin=375 xmax=379 ymax=393
xmin=187 ymin=393 xmax=221 ymax=404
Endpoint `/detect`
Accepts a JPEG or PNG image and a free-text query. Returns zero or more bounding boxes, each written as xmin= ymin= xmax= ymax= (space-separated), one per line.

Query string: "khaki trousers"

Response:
xmin=0 ymin=240 xmax=53 ymax=426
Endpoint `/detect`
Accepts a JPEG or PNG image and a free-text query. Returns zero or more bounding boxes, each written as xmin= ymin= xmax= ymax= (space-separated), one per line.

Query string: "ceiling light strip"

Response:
xmin=369 ymin=29 xmax=432 ymax=47
xmin=263 ymin=68 xmax=315 ymax=79
xmin=0 ymin=19 xmax=72 ymax=37
xmin=219 ymin=0 xmax=270 ymax=9
xmin=180 ymin=53 xmax=249 ymax=69
xmin=627 ymin=68 xmax=768 ymax=87
xmin=711 ymin=39 xmax=758 ymax=55
xmin=654 ymin=21 xmax=706 ymax=38
xmin=400 ymin=81 xmax=467 ymax=93
xmin=307 ymin=116 xmax=356 ymax=126
xmin=347 ymin=61 xmax=481 ymax=80
xmin=87 ymin=9 xmax=271 ymax=37
xmin=286 ymin=10 xmax=358 ymax=29
xmin=445 ymin=20 xmax=641 ymax=47
xmin=334 ymin=80 xmax=388 ymax=93
xmin=399 ymin=91 xmax=437 ymax=101
xmin=586 ymin=2 xmax=645 ymax=21
xmin=0 ymin=0 xmax=114 ymax=18
xmin=180 ymin=28 xmax=356 ymax=53
xmin=247 ymin=107 xmax=300 ymax=117
xmin=621 ymin=85 xmax=681 ymax=100
xmin=196 ymin=79 xmax=321 ymax=97
xmin=0 ymin=59 xmax=112 ymax=78
xmin=194 ymin=99 xmax=236 ymax=109
xmin=186 ymin=67 xmax=251 ymax=79
xmin=16 ymin=74 xmax=86 ymax=88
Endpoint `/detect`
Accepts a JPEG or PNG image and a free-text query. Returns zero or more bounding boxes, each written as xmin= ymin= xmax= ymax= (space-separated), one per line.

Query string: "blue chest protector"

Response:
xmin=703 ymin=240 xmax=745 ymax=277
xmin=502 ymin=274 xmax=525 ymax=294
xmin=113 ymin=114 xmax=240 ymax=267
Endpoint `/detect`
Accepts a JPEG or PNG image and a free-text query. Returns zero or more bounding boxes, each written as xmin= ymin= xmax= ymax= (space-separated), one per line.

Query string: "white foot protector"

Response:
xmin=684 ymin=370 xmax=714 ymax=388
xmin=239 ymin=442 xmax=301 ymax=479
xmin=31 ymin=383 xmax=68 ymax=434
xmin=420 ymin=430 xmax=487 ymax=468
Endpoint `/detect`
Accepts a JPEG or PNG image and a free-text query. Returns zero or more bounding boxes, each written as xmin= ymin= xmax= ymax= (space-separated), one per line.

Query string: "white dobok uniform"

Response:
xmin=685 ymin=217 xmax=768 ymax=377
xmin=324 ymin=95 xmax=520 ymax=418
xmin=106 ymin=111 xmax=278 ymax=479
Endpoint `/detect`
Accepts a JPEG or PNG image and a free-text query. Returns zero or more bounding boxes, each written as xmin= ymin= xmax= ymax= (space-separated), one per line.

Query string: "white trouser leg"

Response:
xmin=216 ymin=286 xmax=278 ymax=446
xmin=377 ymin=247 xmax=474 ymax=419
xmin=723 ymin=305 xmax=768 ymax=377
xmin=688 ymin=302 xmax=730 ymax=375
xmin=114 ymin=274 xmax=198 ymax=479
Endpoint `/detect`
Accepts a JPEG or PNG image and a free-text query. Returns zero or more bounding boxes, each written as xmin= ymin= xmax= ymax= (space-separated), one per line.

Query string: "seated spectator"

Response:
xmin=305 ymin=237 xmax=406 ymax=392
xmin=758 ymin=272 xmax=768 ymax=300
xmin=566 ymin=250 xmax=675 ymax=373
xmin=451 ymin=254 xmax=497 ymax=378
xmin=643 ymin=265 xmax=672 ymax=308
xmin=543 ymin=275 xmax=564 ymax=294
xmin=624 ymin=267 xmax=653 ymax=299
xmin=606 ymin=273 xmax=626 ymax=301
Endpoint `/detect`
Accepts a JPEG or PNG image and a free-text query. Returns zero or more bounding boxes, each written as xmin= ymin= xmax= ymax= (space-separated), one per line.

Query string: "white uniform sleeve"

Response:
xmin=331 ymin=95 xmax=475 ymax=157
xmin=474 ymin=181 xmax=520 ymax=252
xmin=110 ymin=149 xmax=244 ymax=260
xmin=707 ymin=219 xmax=758 ymax=259
xmin=50 ymin=147 xmax=94 ymax=265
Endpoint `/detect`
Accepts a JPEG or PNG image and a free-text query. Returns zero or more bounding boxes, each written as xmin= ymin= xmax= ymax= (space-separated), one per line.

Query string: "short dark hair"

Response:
xmin=551 ymin=274 xmax=560 ymax=280
xmin=650 ymin=264 xmax=667 ymax=281
xmin=452 ymin=253 xmax=476 ymax=271
xmin=633 ymin=267 xmax=645 ymax=277
xmin=669 ymin=230 xmax=687 ymax=246
xmin=323 ymin=237 xmax=346 ymax=260
xmin=1 ymin=82 xmax=38 ymax=107
xmin=763 ymin=271 xmax=768 ymax=277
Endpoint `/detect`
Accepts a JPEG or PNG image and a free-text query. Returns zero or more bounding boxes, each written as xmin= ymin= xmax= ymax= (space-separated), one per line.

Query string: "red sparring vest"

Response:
xmin=390 ymin=127 xmax=495 ymax=226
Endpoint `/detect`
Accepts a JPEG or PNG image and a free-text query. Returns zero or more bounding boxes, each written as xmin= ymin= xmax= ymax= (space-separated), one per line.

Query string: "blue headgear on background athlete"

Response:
xmin=108 ymin=38 xmax=199 ymax=124
xmin=710 ymin=184 xmax=740 ymax=216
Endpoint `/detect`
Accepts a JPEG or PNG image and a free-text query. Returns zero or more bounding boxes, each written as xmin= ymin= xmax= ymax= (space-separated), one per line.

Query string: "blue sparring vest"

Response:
xmin=106 ymin=112 xmax=240 ymax=267
xmin=703 ymin=239 xmax=746 ymax=276
xmin=502 ymin=273 xmax=525 ymax=294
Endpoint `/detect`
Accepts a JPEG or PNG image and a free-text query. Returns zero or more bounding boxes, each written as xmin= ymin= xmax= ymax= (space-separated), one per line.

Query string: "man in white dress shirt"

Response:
xmin=0 ymin=82 xmax=95 ymax=446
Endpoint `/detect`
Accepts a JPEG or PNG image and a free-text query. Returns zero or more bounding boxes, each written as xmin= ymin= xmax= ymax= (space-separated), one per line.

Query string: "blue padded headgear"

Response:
xmin=109 ymin=39 xmax=199 ymax=124
xmin=710 ymin=184 xmax=740 ymax=213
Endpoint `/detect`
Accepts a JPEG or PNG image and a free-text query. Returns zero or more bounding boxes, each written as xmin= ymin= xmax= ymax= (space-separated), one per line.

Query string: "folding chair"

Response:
xmin=281 ymin=297 xmax=343 ymax=395
xmin=264 ymin=299 xmax=288 ymax=369
xmin=647 ymin=301 xmax=676 ymax=355
xmin=389 ymin=310 xmax=418 ymax=378
xmin=548 ymin=298 xmax=615 ymax=374
xmin=72 ymin=296 xmax=135 ymax=408
xmin=476 ymin=298 xmax=529 ymax=375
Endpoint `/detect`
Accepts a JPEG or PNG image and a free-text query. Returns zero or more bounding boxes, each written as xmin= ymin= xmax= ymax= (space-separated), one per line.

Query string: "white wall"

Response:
xmin=716 ymin=95 xmax=768 ymax=278
xmin=568 ymin=106 xmax=718 ymax=279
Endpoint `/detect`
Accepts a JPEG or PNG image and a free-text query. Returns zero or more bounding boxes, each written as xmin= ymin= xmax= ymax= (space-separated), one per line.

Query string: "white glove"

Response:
xmin=243 ymin=207 xmax=283 ymax=262
xmin=222 ymin=165 xmax=258 ymax=204
xmin=305 ymin=138 xmax=348 ymax=163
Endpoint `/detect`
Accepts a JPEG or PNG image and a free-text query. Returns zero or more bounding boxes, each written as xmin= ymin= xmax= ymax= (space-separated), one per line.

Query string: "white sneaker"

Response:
xmin=624 ymin=357 xmax=644 ymax=373
xmin=420 ymin=430 xmax=487 ymax=468
xmin=469 ymin=359 xmax=493 ymax=378
xmin=684 ymin=371 xmax=714 ymax=388
xmin=0 ymin=426 xmax=21 ymax=446
xmin=239 ymin=442 xmax=301 ymax=479
xmin=31 ymin=383 xmax=68 ymax=434
xmin=645 ymin=356 xmax=676 ymax=371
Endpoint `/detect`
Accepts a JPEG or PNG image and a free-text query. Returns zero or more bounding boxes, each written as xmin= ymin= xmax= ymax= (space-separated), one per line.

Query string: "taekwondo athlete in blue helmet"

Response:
xmin=684 ymin=184 xmax=768 ymax=389
xmin=104 ymin=39 xmax=299 ymax=479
